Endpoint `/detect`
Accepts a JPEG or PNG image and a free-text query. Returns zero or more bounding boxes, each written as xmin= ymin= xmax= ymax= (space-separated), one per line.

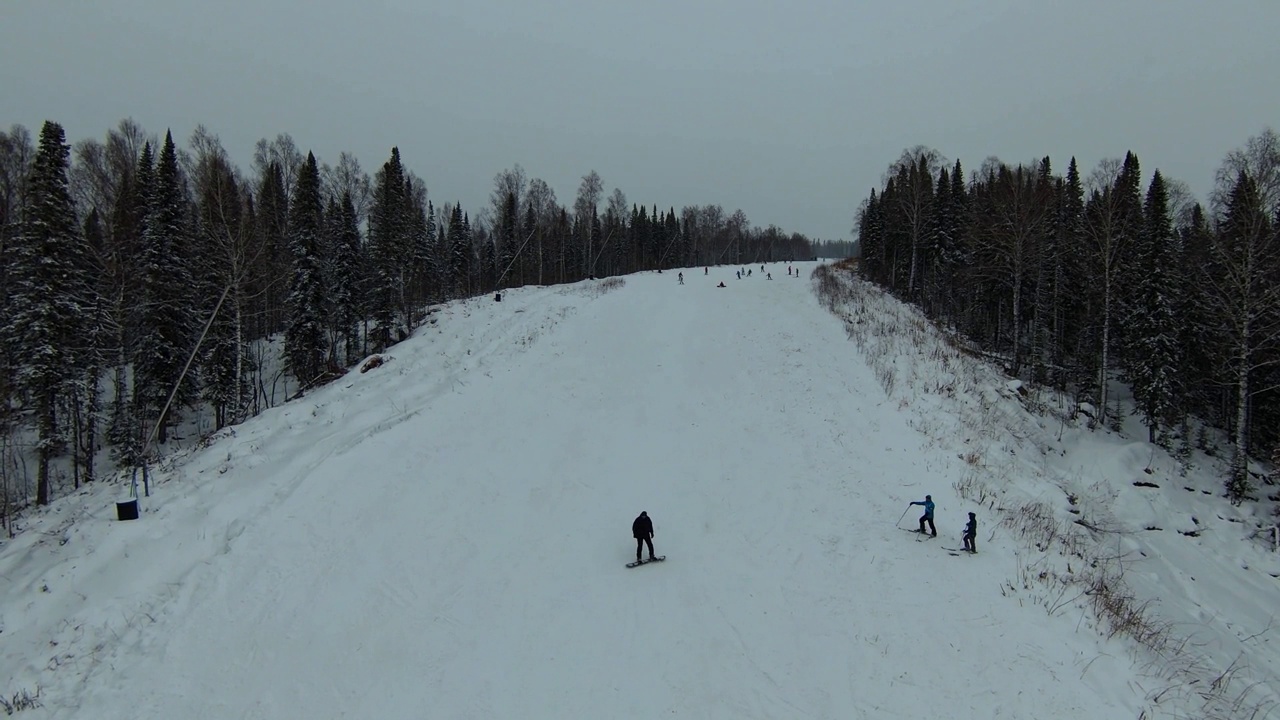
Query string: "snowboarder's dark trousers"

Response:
xmin=636 ymin=537 xmax=655 ymax=560
xmin=919 ymin=516 xmax=936 ymax=536
xmin=963 ymin=534 xmax=975 ymax=552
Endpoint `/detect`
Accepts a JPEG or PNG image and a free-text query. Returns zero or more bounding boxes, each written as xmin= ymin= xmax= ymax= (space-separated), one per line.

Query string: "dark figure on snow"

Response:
xmin=911 ymin=495 xmax=936 ymax=537
xmin=963 ymin=512 xmax=977 ymax=553
xmin=633 ymin=511 xmax=656 ymax=562
xmin=678 ymin=272 xmax=684 ymax=285
xmin=766 ymin=272 xmax=771 ymax=280
xmin=717 ymin=281 xmax=726 ymax=287
xmin=704 ymin=267 xmax=709 ymax=275
xmin=736 ymin=271 xmax=741 ymax=279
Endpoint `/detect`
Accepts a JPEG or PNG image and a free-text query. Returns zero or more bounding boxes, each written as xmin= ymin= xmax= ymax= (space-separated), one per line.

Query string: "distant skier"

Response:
xmin=736 ymin=270 xmax=741 ymax=279
xmin=766 ymin=272 xmax=771 ymax=280
xmin=910 ymin=495 xmax=936 ymax=537
xmin=704 ymin=267 xmax=708 ymax=275
xmin=963 ymin=512 xmax=977 ymax=553
xmin=633 ymin=511 xmax=656 ymax=562
xmin=678 ymin=272 xmax=684 ymax=285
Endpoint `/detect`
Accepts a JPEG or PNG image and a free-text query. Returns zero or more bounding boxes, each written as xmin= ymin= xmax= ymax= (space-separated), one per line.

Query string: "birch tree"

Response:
xmin=1205 ymin=171 xmax=1279 ymax=501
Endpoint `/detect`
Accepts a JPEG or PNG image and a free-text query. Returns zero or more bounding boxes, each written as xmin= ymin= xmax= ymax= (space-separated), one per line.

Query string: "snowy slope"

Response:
xmin=815 ymin=266 xmax=1280 ymax=719
xmin=0 ymin=263 xmax=1274 ymax=719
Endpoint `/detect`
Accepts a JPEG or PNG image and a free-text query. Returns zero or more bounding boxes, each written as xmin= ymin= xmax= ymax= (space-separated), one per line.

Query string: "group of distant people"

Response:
xmin=672 ymin=263 xmax=804 ymax=287
xmin=629 ymin=499 xmax=978 ymax=567
xmin=910 ymin=495 xmax=978 ymax=553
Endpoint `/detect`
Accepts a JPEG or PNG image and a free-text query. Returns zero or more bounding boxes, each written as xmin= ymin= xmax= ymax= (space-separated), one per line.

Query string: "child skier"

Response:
xmin=910 ymin=495 xmax=936 ymax=537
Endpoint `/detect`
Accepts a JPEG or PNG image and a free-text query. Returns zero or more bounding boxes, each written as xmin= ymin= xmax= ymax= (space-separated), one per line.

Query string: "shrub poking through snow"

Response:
xmin=0 ymin=687 xmax=42 ymax=715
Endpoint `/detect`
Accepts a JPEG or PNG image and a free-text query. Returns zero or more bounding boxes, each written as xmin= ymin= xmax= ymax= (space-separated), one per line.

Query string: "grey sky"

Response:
xmin=3 ymin=0 xmax=1278 ymax=240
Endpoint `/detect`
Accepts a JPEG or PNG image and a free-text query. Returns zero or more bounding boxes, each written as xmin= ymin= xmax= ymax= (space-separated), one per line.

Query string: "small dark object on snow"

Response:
xmin=495 ymin=292 xmax=502 ymax=302
xmin=116 ymin=499 xmax=139 ymax=521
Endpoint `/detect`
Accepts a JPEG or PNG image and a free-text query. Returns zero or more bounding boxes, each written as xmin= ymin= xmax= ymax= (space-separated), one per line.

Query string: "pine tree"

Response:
xmin=106 ymin=143 xmax=154 ymax=455
xmin=651 ymin=209 xmax=665 ymax=271
xmin=284 ymin=151 xmax=328 ymax=388
xmin=424 ymin=200 xmax=442 ymax=302
xmin=522 ymin=202 xmax=538 ymax=283
xmin=858 ymin=190 xmax=884 ymax=283
xmin=134 ymin=130 xmax=194 ymax=446
xmin=1111 ymin=152 xmax=1145 ymax=380
xmin=462 ymin=213 xmax=475 ymax=292
xmin=1053 ymin=158 xmax=1091 ymax=400
xmin=497 ymin=189 xmax=518 ymax=288
xmin=74 ymin=209 xmax=109 ymax=484
xmin=367 ymin=148 xmax=407 ymax=350
xmin=478 ymin=222 xmax=497 ymax=290
xmin=1176 ymin=204 xmax=1216 ymax=427
xmin=253 ymin=162 xmax=289 ymax=337
xmin=1028 ymin=160 xmax=1054 ymax=375
xmin=4 ymin=121 xmax=83 ymax=503
xmin=1126 ymin=170 xmax=1181 ymax=443
xmin=449 ymin=203 xmax=470 ymax=298
xmin=407 ymin=189 xmax=431 ymax=315
xmin=329 ymin=191 xmax=364 ymax=363
xmin=927 ymin=167 xmax=954 ymax=317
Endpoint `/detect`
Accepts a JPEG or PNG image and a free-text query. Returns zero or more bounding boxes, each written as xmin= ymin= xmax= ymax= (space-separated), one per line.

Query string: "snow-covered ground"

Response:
xmin=1 ymin=262 xmax=1277 ymax=719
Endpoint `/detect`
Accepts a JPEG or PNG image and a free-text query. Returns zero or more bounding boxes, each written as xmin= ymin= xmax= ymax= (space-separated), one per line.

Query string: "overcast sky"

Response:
xmin=3 ymin=0 xmax=1278 ymax=240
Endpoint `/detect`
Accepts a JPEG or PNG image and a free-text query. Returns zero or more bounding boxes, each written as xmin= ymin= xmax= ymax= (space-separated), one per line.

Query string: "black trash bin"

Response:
xmin=116 ymin=499 xmax=139 ymax=521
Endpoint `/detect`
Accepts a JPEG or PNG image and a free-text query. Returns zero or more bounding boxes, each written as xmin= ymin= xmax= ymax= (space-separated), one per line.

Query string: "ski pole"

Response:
xmin=896 ymin=505 xmax=911 ymax=527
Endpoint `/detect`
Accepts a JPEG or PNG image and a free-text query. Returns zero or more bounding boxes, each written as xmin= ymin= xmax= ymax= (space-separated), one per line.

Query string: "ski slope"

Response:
xmin=1 ymin=262 xmax=1275 ymax=719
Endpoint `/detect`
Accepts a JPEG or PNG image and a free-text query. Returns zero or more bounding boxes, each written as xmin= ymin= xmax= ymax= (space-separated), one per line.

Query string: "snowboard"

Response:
xmin=626 ymin=556 xmax=666 ymax=568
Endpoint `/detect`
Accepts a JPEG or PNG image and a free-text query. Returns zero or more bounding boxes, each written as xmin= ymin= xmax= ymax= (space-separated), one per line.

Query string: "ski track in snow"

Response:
xmin=2 ymin=263 xmax=1272 ymax=719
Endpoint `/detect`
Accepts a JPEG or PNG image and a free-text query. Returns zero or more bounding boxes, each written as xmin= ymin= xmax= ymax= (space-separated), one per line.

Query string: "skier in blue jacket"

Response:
xmin=910 ymin=495 xmax=936 ymax=537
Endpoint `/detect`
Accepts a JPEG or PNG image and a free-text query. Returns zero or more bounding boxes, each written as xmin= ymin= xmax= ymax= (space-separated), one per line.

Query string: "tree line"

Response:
xmin=813 ymin=239 xmax=856 ymax=258
xmin=855 ymin=131 xmax=1280 ymax=502
xmin=0 ymin=119 xmax=816 ymax=514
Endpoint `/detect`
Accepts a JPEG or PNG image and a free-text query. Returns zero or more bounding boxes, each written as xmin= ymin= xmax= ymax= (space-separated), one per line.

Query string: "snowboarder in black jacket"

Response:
xmin=633 ymin=511 xmax=656 ymax=562
xmin=963 ymin=512 xmax=977 ymax=553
